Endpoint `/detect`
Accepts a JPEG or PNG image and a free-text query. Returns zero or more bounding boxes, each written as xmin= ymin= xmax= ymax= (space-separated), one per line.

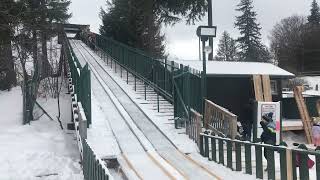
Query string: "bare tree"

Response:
xmin=269 ymin=15 xmax=306 ymax=73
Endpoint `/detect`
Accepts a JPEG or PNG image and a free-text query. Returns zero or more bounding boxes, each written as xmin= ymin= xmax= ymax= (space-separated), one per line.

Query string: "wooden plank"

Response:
xmin=286 ymin=149 xmax=293 ymax=180
xmin=298 ymin=87 xmax=313 ymax=143
xmin=293 ymin=86 xmax=313 ymax=144
xmin=262 ymin=75 xmax=272 ymax=102
xmin=282 ymin=126 xmax=304 ymax=131
xmin=253 ymin=75 xmax=264 ymax=101
xmin=316 ymin=100 xmax=320 ymax=116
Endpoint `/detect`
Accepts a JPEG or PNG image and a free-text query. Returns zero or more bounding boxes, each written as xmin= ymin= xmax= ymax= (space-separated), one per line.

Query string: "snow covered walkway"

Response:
xmin=71 ymin=40 xmax=184 ymax=180
xmin=0 ymin=87 xmax=83 ymax=180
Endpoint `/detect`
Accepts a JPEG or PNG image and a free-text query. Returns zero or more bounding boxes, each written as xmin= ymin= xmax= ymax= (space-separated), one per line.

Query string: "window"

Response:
xmin=271 ymin=80 xmax=278 ymax=95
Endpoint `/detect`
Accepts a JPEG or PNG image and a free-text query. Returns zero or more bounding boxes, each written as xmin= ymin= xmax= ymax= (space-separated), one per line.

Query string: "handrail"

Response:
xmin=200 ymin=133 xmax=320 ymax=180
xmin=93 ymin=44 xmax=174 ymax=103
xmin=186 ymin=109 xmax=202 ymax=147
xmin=204 ymin=99 xmax=238 ymax=139
xmin=67 ymin=43 xmax=109 ymax=179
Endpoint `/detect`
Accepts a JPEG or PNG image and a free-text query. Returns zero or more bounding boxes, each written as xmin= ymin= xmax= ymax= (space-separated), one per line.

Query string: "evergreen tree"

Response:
xmin=0 ymin=0 xmax=19 ymax=90
xmin=100 ymin=0 xmax=166 ymax=58
xmin=235 ymin=0 xmax=270 ymax=62
xmin=100 ymin=0 xmax=208 ymax=58
xmin=100 ymin=0 xmax=138 ymax=47
xmin=308 ymin=0 xmax=320 ymax=25
xmin=215 ymin=31 xmax=239 ymax=61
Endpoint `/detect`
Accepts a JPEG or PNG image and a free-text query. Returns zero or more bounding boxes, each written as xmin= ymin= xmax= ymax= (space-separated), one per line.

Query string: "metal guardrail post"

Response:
xmin=204 ymin=133 xmax=209 ymax=158
xmin=103 ymin=51 xmax=106 ymax=62
xmin=114 ymin=58 xmax=117 ymax=73
xmin=126 ymin=68 xmax=129 ymax=84
xmin=106 ymin=52 xmax=109 ymax=65
xmin=235 ymin=142 xmax=242 ymax=171
xmin=134 ymin=54 xmax=137 ymax=91
xmin=291 ymin=151 xmax=297 ymax=180
xmin=211 ymin=137 xmax=216 ymax=162
xmin=280 ymin=148 xmax=288 ymax=180
xmin=316 ymin=154 xmax=320 ymax=180
xmin=226 ymin=140 xmax=232 ymax=169
xmin=218 ymin=139 xmax=224 ymax=165
xmin=164 ymin=58 xmax=167 ymax=92
xmin=266 ymin=148 xmax=275 ymax=180
xmin=255 ymin=145 xmax=263 ymax=178
xmin=245 ymin=144 xmax=252 ymax=174
xmin=134 ymin=74 xmax=137 ymax=91
xmin=120 ymin=63 xmax=122 ymax=78
xmin=111 ymin=56 xmax=113 ymax=69
xmin=157 ymin=72 xmax=160 ymax=112
xmin=200 ymin=134 xmax=204 ymax=156
xmin=144 ymin=83 xmax=147 ymax=100
xmin=299 ymin=153 xmax=309 ymax=180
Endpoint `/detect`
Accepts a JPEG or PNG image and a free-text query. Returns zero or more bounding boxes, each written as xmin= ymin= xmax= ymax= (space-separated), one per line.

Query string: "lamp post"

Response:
xmin=196 ymin=26 xmax=217 ymax=115
xmin=208 ymin=0 xmax=213 ymax=60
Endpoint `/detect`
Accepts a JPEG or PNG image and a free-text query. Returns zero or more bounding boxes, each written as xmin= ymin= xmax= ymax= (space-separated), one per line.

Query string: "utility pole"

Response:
xmin=208 ymin=0 xmax=213 ymax=60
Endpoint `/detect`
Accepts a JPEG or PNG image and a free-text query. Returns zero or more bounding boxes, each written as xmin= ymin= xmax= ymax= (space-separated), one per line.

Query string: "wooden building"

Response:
xmin=176 ymin=60 xmax=295 ymax=123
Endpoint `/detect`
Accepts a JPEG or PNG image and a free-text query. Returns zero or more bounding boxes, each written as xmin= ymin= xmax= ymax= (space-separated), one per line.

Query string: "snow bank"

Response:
xmin=0 ymin=87 xmax=83 ymax=180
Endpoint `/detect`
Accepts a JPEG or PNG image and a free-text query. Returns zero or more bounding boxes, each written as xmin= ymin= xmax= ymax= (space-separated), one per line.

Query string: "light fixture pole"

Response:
xmin=196 ymin=26 xmax=217 ymax=115
xmin=208 ymin=0 xmax=213 ymax=60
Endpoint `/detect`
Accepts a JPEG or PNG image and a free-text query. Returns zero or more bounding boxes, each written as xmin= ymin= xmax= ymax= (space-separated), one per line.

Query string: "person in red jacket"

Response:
xmin=295 ymin=144 xmax=315 ymax=169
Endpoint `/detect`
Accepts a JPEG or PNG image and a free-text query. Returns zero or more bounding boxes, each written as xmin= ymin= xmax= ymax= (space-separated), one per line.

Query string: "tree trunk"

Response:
xmin=41 ymin=31 xmax=53 ymax=79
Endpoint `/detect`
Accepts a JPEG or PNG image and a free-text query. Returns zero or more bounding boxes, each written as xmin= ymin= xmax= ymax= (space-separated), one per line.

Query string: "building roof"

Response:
xmin=175 ymin=60 xmax=295 ymax=78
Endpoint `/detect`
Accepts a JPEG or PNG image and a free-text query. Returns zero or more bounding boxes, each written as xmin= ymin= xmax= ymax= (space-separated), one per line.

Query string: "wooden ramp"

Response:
xmin=293 ymin=86 xmax=313 ymax=144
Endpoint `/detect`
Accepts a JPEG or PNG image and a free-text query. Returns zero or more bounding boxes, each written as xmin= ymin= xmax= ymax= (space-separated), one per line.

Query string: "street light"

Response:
xmin=196 ymin=25 xmax=217 ymax=116
xmin=204 ymin=46 xmax=213 ymax=54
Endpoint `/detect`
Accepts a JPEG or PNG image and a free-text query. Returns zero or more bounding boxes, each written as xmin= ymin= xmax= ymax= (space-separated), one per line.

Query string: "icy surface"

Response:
xmin=0 ymin=87 xmax=83 ymax=180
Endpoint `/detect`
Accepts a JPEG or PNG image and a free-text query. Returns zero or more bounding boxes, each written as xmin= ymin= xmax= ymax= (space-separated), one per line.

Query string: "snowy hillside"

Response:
xmin=0 ymin=87 xmax=83 ymax=180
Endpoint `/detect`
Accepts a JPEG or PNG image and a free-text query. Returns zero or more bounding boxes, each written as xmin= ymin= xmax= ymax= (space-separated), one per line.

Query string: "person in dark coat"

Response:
xmin=241 ymin=99 xmax=254 ymax=141
xmin=260 ymin=112 xmax=276 ymax=171
xmin=260 ymin=112 xmax=276 ymax=145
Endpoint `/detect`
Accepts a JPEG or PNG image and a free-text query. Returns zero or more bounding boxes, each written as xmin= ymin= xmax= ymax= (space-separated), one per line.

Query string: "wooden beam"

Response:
xmin=316 ymin=100 xmax=320 ymax=117
xmin=262 ymin=75 xmax=272 ymax=102
xmin=253 ymin=75 xmax=264 ymax=101
xmin=293 ymin=86 xmax=313 ymax=144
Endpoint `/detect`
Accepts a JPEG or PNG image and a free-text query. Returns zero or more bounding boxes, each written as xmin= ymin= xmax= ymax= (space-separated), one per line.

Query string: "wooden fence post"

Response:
xmin=286 ymin=148 xmax=293 ymax=180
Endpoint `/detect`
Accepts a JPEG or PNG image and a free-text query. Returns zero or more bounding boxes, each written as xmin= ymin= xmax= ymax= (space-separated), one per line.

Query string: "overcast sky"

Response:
xmin=69 ymin=0 xmax=313 ymax=60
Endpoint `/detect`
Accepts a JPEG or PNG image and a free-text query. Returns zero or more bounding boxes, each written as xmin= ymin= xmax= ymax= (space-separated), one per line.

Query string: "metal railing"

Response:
xmin=65 ymin=33 xmax=91 ymax=126
xmin=82 ymin=139 xmax=110 ymax=180
xmin=186 ymin=109 xmax=202 ymax=147
xmin=86 ymin=33 xmax=177 ymax=103
xmin=80 ymin=32 xmax=203 ymax=128
xmin=66 ymin=35 xmax=110 ymax=179
xmin=204 ymin=99 xmax=238 ymax=139
xmin=200 ymin=133 xmax=320 ymax=180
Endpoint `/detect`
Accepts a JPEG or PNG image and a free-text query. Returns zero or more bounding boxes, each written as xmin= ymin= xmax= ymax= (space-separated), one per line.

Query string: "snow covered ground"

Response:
xmin=0 ymin=87 xmax=83 ymax=180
